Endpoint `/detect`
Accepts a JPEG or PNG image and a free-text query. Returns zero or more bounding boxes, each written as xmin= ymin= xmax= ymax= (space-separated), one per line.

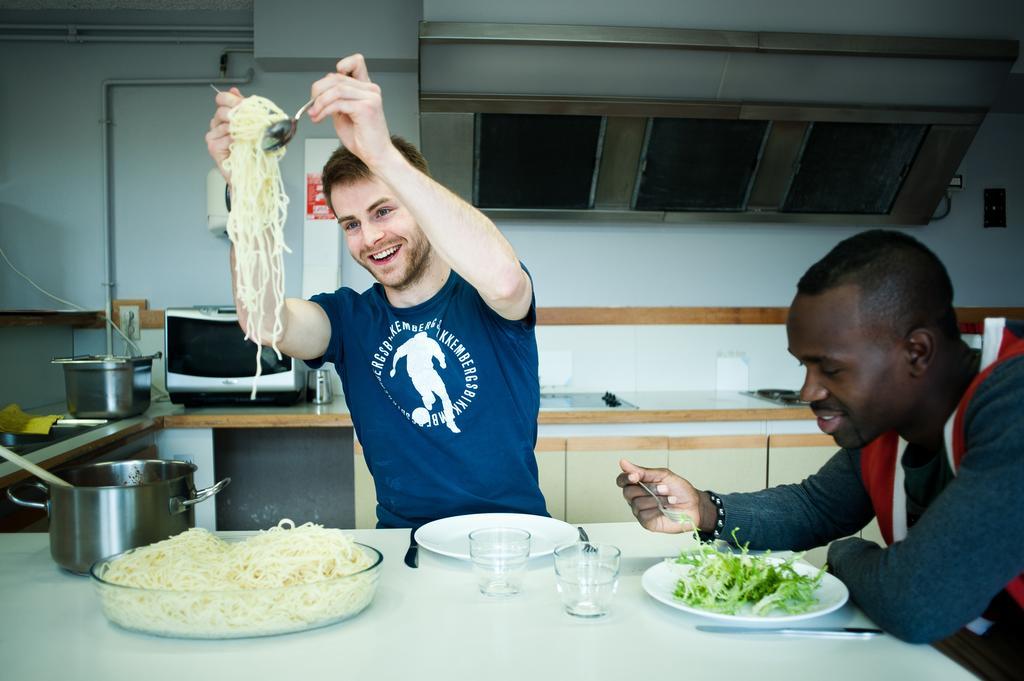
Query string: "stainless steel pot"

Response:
xmin=7 ymin=459 xmax=229 ymax=574
xmin=51 ymin=353 xmax=161 ymax=419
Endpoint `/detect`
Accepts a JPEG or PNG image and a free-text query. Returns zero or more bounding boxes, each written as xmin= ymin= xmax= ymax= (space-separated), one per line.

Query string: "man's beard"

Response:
xmin=363 ymin=238 xmax=432 ymax=291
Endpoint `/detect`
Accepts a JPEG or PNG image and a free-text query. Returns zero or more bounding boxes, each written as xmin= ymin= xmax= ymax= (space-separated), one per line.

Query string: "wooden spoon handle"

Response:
xmin=0 ymin=444 xmax=71 ymax=487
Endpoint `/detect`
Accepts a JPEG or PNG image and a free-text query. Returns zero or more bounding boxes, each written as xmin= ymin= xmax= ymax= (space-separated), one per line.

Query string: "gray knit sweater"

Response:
xmin=718 ymin=355 xmax=1024 ymax=643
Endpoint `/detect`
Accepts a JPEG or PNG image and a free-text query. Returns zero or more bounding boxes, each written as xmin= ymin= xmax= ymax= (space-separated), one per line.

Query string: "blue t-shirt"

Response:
xmin=308 ymin=268 xmax=547 ymax=528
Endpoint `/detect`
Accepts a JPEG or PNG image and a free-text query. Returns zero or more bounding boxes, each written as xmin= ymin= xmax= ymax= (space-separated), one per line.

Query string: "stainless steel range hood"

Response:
xmin=418 ymin=22 xmax=1018 ymax=225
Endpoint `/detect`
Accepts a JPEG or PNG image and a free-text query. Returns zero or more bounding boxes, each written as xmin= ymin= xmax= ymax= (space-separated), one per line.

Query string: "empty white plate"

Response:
xmin=414 ymin=513 xmax=578 ymax=560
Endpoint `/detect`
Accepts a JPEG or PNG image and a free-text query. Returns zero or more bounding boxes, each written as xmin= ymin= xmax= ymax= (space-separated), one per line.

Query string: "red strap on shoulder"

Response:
xmin=859 ymin=431 xmax=899 ymax=546
xmin=1007 ymin=577 xmax=1024 ymax=610
xmin=952 ymin=337 xmax=1024 ymax=468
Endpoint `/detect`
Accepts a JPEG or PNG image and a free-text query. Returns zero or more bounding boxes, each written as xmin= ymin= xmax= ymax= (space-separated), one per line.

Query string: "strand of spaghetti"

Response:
xmin=223 ymin=95 xmax=292 ymax=398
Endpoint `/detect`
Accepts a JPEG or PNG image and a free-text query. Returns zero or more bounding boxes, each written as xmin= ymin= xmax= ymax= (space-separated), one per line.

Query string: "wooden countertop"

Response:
xmin=158 ymin=401 xmax=354 ymax=428
xmin=155 ymin=391 xmax=811 ymax=428
xmin=0 ymin=392 xmax=812 ymax=486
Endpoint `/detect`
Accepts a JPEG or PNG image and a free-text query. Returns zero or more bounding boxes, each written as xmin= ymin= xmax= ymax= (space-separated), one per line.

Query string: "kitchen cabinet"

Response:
xmin=668 ymin=434 xmax=767 ymax=498
xmin=535 ymin=437 xmax=566 ymax=521
xmin=767 ymin=433 xmax=846 ymax=567
xmin=353 ymin=441 xmax=376 ymax=529
xmin=565 ymin=436 xmax=668 ymax=523
xmin=767 ymin=433 xmax=837 ymax=487
xmin=158 ymin=427 xmax=355 ymax=532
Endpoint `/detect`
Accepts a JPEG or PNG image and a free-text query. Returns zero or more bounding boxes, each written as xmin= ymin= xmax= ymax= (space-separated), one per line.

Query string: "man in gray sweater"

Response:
xmin=618 ymin=230 xmax=1023 ymax=680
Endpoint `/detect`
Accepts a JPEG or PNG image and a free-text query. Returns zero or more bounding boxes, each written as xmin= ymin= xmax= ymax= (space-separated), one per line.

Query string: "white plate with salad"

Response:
xmin=642 ymin=552 xmax=849 ymax=624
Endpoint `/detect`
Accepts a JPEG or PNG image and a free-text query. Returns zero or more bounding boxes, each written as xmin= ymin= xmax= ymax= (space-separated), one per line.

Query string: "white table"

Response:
xmin=0 ymin=524 xmax=971 ymax=680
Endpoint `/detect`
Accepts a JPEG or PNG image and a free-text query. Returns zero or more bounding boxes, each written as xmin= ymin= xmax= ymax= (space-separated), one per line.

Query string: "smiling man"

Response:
xmin=618 ymin=231 xmax=1023 ymax=679
xmin=206 ymin=54 xmax=548 ymax=528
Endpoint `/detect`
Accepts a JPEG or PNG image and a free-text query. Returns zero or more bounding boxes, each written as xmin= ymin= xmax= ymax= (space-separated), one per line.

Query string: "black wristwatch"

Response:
xmin=225 ymin=184 xmax=232 ymax=212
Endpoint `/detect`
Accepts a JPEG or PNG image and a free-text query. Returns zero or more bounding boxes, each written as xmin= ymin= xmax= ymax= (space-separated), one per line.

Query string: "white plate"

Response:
xmin=414 ymin=513 xmax=578 ymax=560
xmin=641 ymin=556 xmax=849 ymax=624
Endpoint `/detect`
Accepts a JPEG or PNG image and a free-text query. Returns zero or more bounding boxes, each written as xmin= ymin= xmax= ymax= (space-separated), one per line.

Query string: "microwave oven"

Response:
xmin=165 ymin=306 xmax=307 ymax=406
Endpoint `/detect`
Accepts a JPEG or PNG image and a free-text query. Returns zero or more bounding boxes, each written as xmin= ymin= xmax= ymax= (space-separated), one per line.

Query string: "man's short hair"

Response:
xmin=321 ymin=135 xmax=429 ymax=215
xmin=797 ymin=230 xmax=959 ymax=339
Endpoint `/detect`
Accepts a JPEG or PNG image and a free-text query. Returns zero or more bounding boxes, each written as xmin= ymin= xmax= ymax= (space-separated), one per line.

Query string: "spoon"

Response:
xmin=263 ymin=96 xmax=316 ymax=152
xmin=635 ymin=479 xmax=688 ymax=524
xmin=0 ymin=443 xmax=71 ymax=487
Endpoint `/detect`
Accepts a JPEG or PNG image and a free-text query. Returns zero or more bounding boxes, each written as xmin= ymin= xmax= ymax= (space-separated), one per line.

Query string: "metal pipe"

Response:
xmin=99 ymin=68 xmax=254 ymax=354
xmin=3 ymin=35 xmax=253 ymax=44
xmin=0 ymin=23 xmax=252 ymax=31
xmin=0 ymin=23 xmax=252 ymax=45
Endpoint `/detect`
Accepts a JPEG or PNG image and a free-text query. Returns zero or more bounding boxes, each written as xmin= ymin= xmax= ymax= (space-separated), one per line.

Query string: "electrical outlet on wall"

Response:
xmin=984 ymin=188 xmax=1007 ymax=228
xmin=119 ymin=304 xmax=141 ymax=341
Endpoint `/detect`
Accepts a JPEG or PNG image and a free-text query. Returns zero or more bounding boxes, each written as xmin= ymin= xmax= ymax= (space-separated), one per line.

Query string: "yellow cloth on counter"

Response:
xmin=0 ymin=403 xmax=62 ymax=435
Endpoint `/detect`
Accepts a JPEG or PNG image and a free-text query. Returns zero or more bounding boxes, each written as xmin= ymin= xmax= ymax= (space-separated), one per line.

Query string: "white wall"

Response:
xmin=0 ymin=1 xmax=1021 ymax=377
xmin=420 ymin=0 xmax=1024 ymax=308
xmin=501 ymin=115 xmax=1024 ymax=307
xmin=0 ymin=39 xmax=417 ymax=315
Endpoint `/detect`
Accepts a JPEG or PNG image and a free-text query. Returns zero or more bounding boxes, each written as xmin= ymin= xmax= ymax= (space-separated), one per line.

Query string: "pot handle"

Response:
xmin=169 ymin=477 xmax=231 ymax=515
xmin=6 ymin=480 xmax=49 ymax=511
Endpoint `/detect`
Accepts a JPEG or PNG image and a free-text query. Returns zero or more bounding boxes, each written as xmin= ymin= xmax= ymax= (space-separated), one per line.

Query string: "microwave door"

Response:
xmin=166 ymin=315 xmax=291 ymax=380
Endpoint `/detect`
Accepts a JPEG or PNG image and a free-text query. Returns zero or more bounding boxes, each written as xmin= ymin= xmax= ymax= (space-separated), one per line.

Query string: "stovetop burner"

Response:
xmin=744 ymin=389 xmax=810 ymax=406
xmin=539 ymin=391 xmax=638 ymax=411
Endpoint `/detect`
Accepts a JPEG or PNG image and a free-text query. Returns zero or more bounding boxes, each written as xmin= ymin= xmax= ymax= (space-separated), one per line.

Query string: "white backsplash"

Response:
xmin=67 ymin=319 xmax=805 ymax=407
xmin=536 ymin=324 xmax=804 ymax=393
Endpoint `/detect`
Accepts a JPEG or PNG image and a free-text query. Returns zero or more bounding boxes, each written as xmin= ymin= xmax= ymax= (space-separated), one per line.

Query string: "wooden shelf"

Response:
xmin=3 ymin=306 xmax=1017 ymax=330
xmin=536 ymin=306 xmax=1024 ymax=325
xmin=0 ymin=310 xmax=104 ymax=329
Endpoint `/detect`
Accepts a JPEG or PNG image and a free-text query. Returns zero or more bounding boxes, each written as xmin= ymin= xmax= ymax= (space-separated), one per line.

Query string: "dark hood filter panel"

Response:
xmin=782 ymin=122 xmax=928 ymax=215
xmin=635 ymin=118 xmax=770 ymax=212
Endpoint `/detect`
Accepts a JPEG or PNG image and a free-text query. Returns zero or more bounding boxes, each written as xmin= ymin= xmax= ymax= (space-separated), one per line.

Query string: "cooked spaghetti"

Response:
xmin=91 ymin=520 xmax=380 ymax=638
xmin=223 ymin=95 xmax=292 ymax=398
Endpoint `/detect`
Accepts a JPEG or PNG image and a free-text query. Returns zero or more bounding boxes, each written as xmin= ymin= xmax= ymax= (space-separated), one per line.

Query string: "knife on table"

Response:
xmin=697 ymin=625 xmax=883 ymax=639
xmin=404 ymin=528 xmax=419 ymax=568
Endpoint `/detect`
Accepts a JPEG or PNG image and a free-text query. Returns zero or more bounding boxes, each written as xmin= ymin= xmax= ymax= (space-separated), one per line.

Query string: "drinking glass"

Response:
xmin=553 ymin=543 xmax=621 ymax=617
xmin=469 ymin=527 xmax=531 ymax=597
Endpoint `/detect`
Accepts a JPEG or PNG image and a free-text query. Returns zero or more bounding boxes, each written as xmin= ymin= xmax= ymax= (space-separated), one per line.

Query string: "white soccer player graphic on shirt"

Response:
xmin=389 ymin=331 xmax=461 ymax=434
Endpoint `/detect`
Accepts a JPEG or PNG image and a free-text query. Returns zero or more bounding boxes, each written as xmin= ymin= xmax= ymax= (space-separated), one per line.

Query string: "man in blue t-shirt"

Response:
xmin=206 ymin=54 xmax=547 ymax=528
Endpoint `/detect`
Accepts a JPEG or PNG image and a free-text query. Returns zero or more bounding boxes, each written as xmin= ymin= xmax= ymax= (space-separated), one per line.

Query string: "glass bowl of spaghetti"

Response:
xmin=89 ymin=521 xmax=383 ymax=639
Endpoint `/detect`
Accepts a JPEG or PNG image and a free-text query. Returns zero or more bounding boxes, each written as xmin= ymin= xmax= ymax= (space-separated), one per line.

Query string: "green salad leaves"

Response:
xmin=673 ymin=530 xmax=825 ymax=616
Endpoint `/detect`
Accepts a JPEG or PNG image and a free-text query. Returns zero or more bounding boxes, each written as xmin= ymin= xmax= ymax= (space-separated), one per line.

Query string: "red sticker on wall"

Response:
xmin=306 ymin=173 xmax=335 ymax=220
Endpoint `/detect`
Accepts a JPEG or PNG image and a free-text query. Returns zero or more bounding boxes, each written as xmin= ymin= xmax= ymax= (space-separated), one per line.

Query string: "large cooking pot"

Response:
xmin=7 ymin=459 xmax=229 ymax=574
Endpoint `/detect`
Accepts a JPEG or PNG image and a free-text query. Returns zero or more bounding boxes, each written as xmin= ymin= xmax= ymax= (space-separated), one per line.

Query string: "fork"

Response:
xmin=577 ymin=526 xmax=598 ymax=553
xmin=635 ymin=480 xmax=689 ymax=524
